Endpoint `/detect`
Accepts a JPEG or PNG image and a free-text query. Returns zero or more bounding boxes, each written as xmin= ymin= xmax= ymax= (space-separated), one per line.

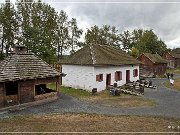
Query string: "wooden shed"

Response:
xmin=137 ymin=53 xmax=167 ymax=77
xmin=164 ymin=51 xmax=180 ymax=68
xmin=0 ymin=46 xmax=61 ymax=108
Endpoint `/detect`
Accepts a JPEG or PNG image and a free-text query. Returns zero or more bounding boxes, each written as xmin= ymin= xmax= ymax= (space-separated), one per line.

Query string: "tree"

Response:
xmin=16 ymin=0 xmax=58 ymax=64
xmin=134 ymin=29 xmax=167 ymax=55
xmin=85 ymin=25 xmax=121 ymax=48
xmin=69 ymin=18 xmax=83 ymax=54
xmin=119 ymin=30 xmax=132 ymax=51
xmin=85 ymin=25 xmax=100 ymax=45
xmin=55 ymin=10 xmax=69 ymax=60
xmin=130 ymin=47 xmax=140 ymax=58
xmin=0 ymin=0 xmax=18 ymax=56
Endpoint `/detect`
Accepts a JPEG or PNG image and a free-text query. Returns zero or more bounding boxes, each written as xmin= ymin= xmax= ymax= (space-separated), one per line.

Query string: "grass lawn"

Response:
xmin=47 ymin=84 xmax=156 ymax=108
xmin=167 ymin=67 xmax=180 ymax=74
xmin=0 ymin=113 xmax=179 ymax=132
xmin=164 ymin=78 xmax=180 ymax=91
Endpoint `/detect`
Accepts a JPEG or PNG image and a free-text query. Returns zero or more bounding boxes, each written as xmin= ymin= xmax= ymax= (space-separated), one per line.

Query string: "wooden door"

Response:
xmin=126 ymin=70 xmax=130 ymax=83
xmin=106 ymin=74 xmax=111 ymax=86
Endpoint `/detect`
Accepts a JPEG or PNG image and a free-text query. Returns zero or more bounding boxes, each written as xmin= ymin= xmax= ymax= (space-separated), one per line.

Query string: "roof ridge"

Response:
xmin=89 ymin=45 xmax=96 ymax=64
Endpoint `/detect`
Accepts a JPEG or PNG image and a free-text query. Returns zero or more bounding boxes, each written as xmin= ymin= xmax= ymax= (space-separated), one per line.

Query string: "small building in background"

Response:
xmin=60 ymin=44 xmax=140 ymax=92
xmin=137 ymin=53 xmax=167 ymax=77
xmin=0 ymin=45 xmax=62 ymax=108
xmin=164 ymin=48 xmax=180 ymax=68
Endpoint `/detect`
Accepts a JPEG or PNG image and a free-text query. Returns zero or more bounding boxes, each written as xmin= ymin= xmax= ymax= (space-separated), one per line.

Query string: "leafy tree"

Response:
xmin=55 ymin=10 xmax=69 ymax=60
xmin=130 ymin=47 xmax=140 ymax=58
xmin=69 ymin=18 xmax=83 ymax=54
xmin=0 ymin=0 xmax=18 ymax=56
xmin=16 ymin=0 xmax=33 ymax=48
xmin=134 ymin=29 xmax=167 ymax=55
xmin=16 ymin=0 xmax=58 ymax=64
xmin=85 ymin=25 xmax=121 ymax=48
xmin=119 ymin=30 xmax=132 ymax=51
xmin=85 ymin=25 xmax=100 ymax=45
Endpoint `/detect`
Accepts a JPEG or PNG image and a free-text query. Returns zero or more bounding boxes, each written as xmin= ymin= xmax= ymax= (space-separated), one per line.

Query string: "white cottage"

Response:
xmin=61 ymin=44 xmax=140 ymax=92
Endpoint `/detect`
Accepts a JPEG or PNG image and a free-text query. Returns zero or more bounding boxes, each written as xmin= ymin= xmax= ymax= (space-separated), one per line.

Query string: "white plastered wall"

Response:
xmin=62 ymin=65 xmax=95 ymax=92
xmin=62 ymin=64 xmax=139 ymax=92
xmin=94 ymin=65 xmax=139 ymax=91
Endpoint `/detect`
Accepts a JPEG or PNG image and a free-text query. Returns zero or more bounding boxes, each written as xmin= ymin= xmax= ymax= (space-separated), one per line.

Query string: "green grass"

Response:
xmin=167 ymin=67 xmax=180 ymax=74
xmin=47 ymin=83 xmax=156 ymax=108
xmin=164 ymin=80 xmax=170 ymax=88
xmin=47 ymin=83 xmax=91 ymax=98
xmin=158 ymin=74 xmax=167 ymax=78
xmin=164 ymin=78 xmax=180 ymax=91
xmin=60 ymin=86 xmax=92 ymax=97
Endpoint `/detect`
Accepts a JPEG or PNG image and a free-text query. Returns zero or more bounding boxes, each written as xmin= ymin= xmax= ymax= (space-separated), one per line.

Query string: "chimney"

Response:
xmin=14 ymin=45 xmax=27 ymax=54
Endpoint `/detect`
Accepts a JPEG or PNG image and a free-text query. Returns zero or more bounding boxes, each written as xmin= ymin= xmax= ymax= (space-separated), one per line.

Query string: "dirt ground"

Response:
xmin=81 ymin=92 xmax=156 ymax=108
xmin=0 ymin=113 xmax=180 ymax=133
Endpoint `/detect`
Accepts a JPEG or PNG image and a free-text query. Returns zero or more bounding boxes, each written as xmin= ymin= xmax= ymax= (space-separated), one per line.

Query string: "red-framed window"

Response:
xmin=133 ymin=69 xmax=138 ymax=77
xmin=96 ymin=74 xmax=103 ymax=82
xmin=115 ymin=71 xmax=122 ymax=81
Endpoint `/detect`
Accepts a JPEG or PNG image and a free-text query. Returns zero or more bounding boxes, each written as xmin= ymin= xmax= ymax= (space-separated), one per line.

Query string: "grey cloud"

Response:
xmin=40 ymin=0 xmax=180 ymax=48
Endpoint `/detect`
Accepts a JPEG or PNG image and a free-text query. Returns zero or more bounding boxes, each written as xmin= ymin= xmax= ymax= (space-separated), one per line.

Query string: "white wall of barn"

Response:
xmin=62 ymin=64 xmax=139 ymax=92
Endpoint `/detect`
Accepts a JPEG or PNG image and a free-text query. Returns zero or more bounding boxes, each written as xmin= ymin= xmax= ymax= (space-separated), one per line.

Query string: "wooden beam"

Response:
xmin=18 ymin=82 xmax=21 ymax=104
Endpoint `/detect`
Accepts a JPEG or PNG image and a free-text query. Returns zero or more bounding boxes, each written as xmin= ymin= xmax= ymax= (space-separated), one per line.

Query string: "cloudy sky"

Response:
xmin=1 ymin=0 xmax=180 ymax=49
xmin=42 ymin=0 xmax=180 ymax=49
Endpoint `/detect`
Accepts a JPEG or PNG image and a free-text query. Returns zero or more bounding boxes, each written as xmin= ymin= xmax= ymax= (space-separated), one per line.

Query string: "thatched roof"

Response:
xmin=143 ymin=53 xmax=167 ymax=64
xmin=172 ymin=48 xmax=180 ymax=54
xmin=171 ymin=53 xmax=180 ymax=58
xmin=60 ymin=44 xmax=140 ymax=66
xmin=168 ymin=48 xmax=180 ymax=58
xmin=0 ymin=53 xmax=61 ymax=83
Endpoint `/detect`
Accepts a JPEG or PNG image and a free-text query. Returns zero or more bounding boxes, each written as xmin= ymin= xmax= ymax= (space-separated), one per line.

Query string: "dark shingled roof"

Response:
xmin=60 ymin=44 xmax=140 ymax=65
xmin=0 ymin=53 xmax=61 ymax=83
xmin=143 ymin=53 xmax=167 ymax=64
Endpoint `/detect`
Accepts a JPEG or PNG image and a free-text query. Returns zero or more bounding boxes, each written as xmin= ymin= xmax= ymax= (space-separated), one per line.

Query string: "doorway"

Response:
xmin=5 ymin=82 xmax=18 ymax=96
xmin=126 ymin=70 xmax=130 ymax=83
xmin=106 ymin=74 xmax=111 ymax=86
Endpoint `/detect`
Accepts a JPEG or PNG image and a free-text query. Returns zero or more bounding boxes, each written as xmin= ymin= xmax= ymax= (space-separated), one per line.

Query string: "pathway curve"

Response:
xmin=0 ymin=74 xmax=180 ymax=119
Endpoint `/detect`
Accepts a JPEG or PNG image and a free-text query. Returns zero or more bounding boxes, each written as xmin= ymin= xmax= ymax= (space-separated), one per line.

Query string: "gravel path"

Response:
xmin=0 ymin=74 xmax=180 ymax=119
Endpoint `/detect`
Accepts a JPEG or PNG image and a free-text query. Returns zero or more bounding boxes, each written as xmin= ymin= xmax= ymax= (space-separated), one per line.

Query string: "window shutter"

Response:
xmin=101 ymin=74 xmax=103 ymax=81
xmin=96 ymin=75 xmax=99 ymax=81
xmin=115 ymin=72 xmax=118 ymax=81
xmin=136 ymin=69 xmax=138 ymax=76
xmin=120 ymin=71 xmax=122 ymax=80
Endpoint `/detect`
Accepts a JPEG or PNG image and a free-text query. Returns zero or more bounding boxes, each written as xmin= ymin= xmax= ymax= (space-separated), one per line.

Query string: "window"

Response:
xmin=35 ymin=84 xmax=56 ymax=95
xmin=115 ymin=71 xmax=122 ymax=81
xmin=133 ymin=69 xmax=138 ymax=77
xmin=96 ymin=74 xmax=103 ymax=82
xmin=5 ymin=82 xmax=18 ymax=96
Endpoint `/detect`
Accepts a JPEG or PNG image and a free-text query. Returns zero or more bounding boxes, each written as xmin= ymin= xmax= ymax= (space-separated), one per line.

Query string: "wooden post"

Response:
xmin=18 ymin=81 xmax=22 ymax=105
xmin=56 ymin=77 xmax=60 ymax=96
xmin=3 ymin=83 xmax=5 ymax=107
